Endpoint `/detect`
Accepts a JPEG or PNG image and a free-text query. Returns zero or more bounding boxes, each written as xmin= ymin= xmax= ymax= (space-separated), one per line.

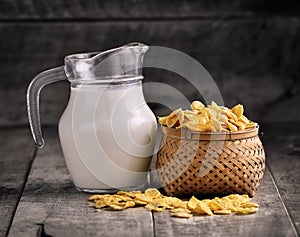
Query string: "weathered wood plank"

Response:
xmin=0 ymin=128 xmax=35 ymax=237
xmin=8 ymin=128 xmax=154 ymax=237
xmin=1 ymin=20 xmax=299 ymax=88
xmin=262 ymin=122 xmax=300 ymax=233
xmin=6 ymin=123 xmax=300 ymax=236
xmin=0 ymin=19 xmax=299 ymax=126
xmin=153 ymin=169 xmax=298 ymax=237
xmin=263 ymin=93 xmax=300 ymax=122
xmin=0 ymin=0 xmax=299 ymax=20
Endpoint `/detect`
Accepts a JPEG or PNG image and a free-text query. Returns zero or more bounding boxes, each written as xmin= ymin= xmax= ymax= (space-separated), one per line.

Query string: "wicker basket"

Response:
xmin=156 ymin=126 xmax=265 ymax=197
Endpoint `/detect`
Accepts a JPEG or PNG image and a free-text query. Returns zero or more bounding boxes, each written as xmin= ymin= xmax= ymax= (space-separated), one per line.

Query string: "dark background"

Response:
xmin=0 ymin=0 xmax=300 ymax=128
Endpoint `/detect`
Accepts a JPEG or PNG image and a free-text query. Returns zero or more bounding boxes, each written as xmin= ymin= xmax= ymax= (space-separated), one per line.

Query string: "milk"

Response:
xmin=59 ymin=81 xmax=157 ymax=192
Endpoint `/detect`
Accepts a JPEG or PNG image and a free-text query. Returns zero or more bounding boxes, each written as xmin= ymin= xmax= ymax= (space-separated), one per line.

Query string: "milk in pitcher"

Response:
xmin=59 ymin=79 xmax=157 ymax=192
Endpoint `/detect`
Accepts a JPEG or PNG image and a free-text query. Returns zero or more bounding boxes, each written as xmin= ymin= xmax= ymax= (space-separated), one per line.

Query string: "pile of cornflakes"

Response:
xmin=88 ymin=188 xmax=259 ymax=218
xmin=158 ymin=101 xmax=257 ymax=132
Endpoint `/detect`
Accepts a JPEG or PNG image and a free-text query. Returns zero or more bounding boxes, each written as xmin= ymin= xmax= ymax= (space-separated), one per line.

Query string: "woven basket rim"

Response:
xmin=161 ymin=125 xmax=259 ymax=141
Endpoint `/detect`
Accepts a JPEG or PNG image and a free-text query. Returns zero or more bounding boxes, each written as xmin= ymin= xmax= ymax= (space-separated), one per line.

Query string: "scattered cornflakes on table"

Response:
xmin=88 ymin=188 xmax=259 ymax=218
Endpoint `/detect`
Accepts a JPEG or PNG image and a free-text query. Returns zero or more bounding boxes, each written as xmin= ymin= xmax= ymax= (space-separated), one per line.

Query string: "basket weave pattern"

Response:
xmin=156 ymin=126 xmax=265 ymax=197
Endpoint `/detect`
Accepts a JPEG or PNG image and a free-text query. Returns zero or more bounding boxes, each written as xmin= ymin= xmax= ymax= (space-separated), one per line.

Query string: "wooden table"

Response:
xmin=0 ymin=122 xmax=299 ymax=237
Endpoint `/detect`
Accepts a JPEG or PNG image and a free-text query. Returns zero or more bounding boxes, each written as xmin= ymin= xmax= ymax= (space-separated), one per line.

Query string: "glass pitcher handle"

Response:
xmin=27 ymin=66 xmax=66 ymax=148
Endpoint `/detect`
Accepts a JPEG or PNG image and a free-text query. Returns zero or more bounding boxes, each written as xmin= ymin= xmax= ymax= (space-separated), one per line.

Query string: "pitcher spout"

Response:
xmin=123 ymin=42 xmax=149 ymax=55
xmin=64 ymin=42 xmax=149 ymax=82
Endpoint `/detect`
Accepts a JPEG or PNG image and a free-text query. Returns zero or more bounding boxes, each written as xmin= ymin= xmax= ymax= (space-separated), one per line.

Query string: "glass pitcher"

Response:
xmin=27 ymin=43 xmax=157 ymax=193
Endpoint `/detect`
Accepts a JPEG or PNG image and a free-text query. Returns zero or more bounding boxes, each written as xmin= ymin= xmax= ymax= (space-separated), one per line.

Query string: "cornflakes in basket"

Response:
xmin=158 ymin=101 xmax=257 ymax=132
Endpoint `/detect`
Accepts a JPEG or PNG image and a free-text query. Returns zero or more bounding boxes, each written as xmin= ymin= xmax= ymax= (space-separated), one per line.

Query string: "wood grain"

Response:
xmin=262 ymin=122 xmax=300 ymax=233
xmin=0 ymin=19 xmax=299 ymax=126
xmin=0 ymin=0 xmax=299 ymax=20
xmin=0 ymin=128 xmax=35 ymax=237
xmin=8 ymin=128 xmax=154 ymax=237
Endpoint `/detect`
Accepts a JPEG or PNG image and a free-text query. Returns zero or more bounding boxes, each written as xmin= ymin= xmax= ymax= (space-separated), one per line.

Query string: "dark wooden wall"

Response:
xmin=0 ymin=0 xmax=300 ymax=127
